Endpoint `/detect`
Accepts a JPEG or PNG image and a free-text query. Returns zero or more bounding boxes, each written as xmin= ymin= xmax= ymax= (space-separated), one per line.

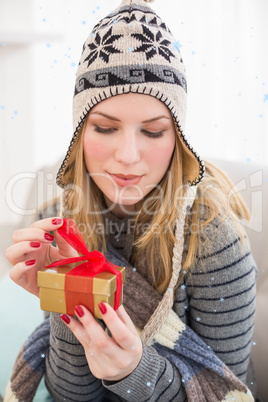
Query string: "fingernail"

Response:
xmin=60 ymin=314 xmax=71 ymax=324
xmin=30 ymin=241 xmax=41 ymax=248
xmin=25 ymin=260 xmax=36 ymax=266
xmin=44 ymin=233 xmax=54 ymax=241
xmin=98 ymin=302 xmax=107 ymax=315
xmin=52 ymin=218 xmax=62 ymax=225
xmin=74 ymin=305 xmax=84 ymax=318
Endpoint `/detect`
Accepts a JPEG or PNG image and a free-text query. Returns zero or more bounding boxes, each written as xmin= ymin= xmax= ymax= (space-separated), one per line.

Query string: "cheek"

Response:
xmin=83 ymin=137 xmax=110 ymax=169
xmin=149 ymin=142 xmax=175 ymax=166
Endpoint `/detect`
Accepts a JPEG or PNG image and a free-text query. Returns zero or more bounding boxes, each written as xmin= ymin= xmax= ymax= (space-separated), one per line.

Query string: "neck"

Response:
xmin=104 ymin=196 xmax=137 ymax=219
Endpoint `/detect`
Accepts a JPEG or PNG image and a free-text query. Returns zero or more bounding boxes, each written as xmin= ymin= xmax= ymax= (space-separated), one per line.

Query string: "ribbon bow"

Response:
xmin=46 ymin=218 xmax=123 ymax=311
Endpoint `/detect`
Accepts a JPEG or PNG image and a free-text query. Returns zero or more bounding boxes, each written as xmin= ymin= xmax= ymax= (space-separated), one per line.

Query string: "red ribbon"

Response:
xmin=45 ymin=218 xmax=123 ymax=312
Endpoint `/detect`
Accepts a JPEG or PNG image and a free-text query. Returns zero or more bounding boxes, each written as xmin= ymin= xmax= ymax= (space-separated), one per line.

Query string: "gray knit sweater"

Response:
xmin=43 ymin=211 xmax=257 ymax=401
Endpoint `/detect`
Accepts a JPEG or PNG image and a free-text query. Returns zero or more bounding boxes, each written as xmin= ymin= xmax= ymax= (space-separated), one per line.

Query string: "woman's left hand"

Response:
xmin=60 ymin=303 xmax=143 ymax=382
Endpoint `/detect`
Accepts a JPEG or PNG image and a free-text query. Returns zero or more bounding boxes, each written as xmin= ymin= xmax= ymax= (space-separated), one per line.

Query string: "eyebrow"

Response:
xmin=90 ymin=111 xmax=171 ymax=123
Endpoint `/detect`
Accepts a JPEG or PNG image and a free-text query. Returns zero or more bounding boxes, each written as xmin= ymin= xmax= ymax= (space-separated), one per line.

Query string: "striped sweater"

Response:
xmin=5 ymin=211 xmax=257 ymax=401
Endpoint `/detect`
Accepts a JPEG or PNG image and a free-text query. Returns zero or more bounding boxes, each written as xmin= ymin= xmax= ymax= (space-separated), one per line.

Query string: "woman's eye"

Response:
xmin=93 ymin=125 xmax=164 ymax=138
xmin=142 ymin=129 xmax=165 ymax=138
xmin=94 ymin=125 xmax=115 ymax=134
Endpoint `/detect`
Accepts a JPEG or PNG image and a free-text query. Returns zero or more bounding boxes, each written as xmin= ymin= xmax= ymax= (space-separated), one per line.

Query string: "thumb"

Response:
xmin=53 ymin=229 xmax=79 ymax=259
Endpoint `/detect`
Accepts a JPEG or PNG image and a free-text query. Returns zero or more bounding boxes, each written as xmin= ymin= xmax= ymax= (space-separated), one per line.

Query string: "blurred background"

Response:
xmin=0 ymin=0 xmax=268 ymax=399
xmin=1 ymin=0 xmax=267 ymax=239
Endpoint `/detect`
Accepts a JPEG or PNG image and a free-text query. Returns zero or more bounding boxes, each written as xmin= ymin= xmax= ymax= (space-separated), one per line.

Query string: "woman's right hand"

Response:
xmin=5 ymin=217 xmax=79 ymax=297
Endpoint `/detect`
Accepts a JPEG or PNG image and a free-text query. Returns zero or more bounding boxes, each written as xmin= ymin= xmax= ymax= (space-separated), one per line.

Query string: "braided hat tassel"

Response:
xmin=142 ymin=185 xmax=197 ymax=344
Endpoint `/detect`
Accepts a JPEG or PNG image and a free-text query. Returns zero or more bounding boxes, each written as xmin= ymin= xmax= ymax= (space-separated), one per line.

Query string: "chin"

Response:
xmin=111 ymin=192 xmax=144 ymax=206
xmin=120 ymin=198 xmax=141 ymax=205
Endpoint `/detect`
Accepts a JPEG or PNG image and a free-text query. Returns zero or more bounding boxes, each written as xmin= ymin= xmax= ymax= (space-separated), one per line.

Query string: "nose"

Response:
xmin=114 ymin=131 xmax=141 ymax=165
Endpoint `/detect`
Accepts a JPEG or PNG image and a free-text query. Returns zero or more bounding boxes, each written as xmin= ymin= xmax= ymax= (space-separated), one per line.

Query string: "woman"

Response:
xmin=5 ymin=0 xmax=256 ymax=401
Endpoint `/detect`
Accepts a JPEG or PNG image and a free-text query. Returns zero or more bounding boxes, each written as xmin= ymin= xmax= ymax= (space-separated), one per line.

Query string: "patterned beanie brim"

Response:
xmin=56 ymin=0 xmax=205 ymax=188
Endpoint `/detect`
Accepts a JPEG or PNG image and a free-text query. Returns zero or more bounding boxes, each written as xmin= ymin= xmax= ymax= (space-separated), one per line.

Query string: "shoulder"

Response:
xmin=184 ymin=207 xmax=257 ymax=286
xmin=181 ymin=182 xmax=258 ymax=274
xmin=196 ymin=208 xmax=247 ymax=258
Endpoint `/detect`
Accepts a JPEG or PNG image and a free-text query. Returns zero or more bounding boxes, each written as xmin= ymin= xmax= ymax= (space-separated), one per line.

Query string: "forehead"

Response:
xmin=89 ymin=93 xmax=171 ymax=118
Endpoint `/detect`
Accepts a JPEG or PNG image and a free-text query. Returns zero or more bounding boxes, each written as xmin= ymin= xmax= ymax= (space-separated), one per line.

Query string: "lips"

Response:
xmin=113 ymin=174 xmax=140 ymax=179
xmin=109 ymin=173 xmax=143 ymax=187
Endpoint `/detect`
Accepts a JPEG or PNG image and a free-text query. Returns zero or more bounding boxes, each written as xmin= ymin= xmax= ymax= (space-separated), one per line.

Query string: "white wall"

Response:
xmin=1 ymin=0 xmax=268 ymax=231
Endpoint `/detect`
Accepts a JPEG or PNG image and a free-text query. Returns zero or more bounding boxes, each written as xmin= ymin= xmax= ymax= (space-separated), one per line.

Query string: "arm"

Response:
xmin=103 ymin=334 xmax=187 ymax=401
xmin=103 ymin=309 xmax=252 ymax=401
xmin=103 ymin=247 xmax=187 ymax=400
xmin=183 ymin=214 xmax=257 ymax=383
xmin=60 ymin=239 xmax=253 ymax=401
xmin=102 ymin=217 xmax=256 ymax=401
xmin=44 ymin=246 xmax=187 ymax=402
xmin=55 ymin=245 xmax=188 ymax=402
xmin=5 ymin=216 xmax=105 ymax=401
xmin=45 ymin=313 xmax=105 ymax=402
xmin=63 ymin=303 xmax=189 ymax=402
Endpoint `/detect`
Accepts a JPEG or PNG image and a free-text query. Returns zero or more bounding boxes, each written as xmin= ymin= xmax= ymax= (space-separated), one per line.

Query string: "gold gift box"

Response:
xmin=38 ymin=264 xmax=125 ymax=319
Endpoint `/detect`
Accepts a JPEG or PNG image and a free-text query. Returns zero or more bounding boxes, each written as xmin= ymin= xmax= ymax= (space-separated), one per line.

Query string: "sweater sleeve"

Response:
xmin=103 ymin=215 xmax=256 ymax=401
xmin=45 ymin=313 xmax=105 ymax=402
xmin=103 ymin=308 xmax=252 ymax=401
xmin=102 ymin=341 xmax=187 ymax=401
xmin=182 ymin=214 xmax=257 ymax=383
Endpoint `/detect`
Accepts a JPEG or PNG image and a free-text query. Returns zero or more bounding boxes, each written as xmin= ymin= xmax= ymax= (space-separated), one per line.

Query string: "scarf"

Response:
xmin=4 ymin=246 xmax=253 ymax=402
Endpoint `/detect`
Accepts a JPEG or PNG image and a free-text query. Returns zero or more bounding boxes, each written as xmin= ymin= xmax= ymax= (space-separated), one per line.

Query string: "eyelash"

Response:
xmin=94 ymin=126 xmax=114 ymax=134
xmin=93 ymin=125 xmax=164 ymax=138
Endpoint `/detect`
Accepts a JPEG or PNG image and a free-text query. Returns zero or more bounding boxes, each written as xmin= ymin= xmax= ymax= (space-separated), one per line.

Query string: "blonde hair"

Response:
xmin=61 ymin=121 xmax=250 ymax=293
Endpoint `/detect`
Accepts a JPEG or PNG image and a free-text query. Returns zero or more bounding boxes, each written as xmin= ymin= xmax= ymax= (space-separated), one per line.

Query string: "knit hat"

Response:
xmin=56 ymin=0 xmax=205 ymax=188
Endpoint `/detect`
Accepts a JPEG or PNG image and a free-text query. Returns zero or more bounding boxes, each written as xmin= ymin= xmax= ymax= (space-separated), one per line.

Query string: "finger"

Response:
xmin=116 ymin=305 xmax=140 ymax=336
xmin=98 ymin=303 xmax=140 ymax=351
xmin=60 ymin=313 xmax=119 ymax=380
xmin=12 ymin=227 xmax=55 ymax=244
xmin=52 ymin=230 xmax=79 ymax=258
xmin=5 ymin=240 xmax=45 ymax=265
xmin=30 ymin=217 xmax=63 ymax=231
xmin=30 ymin=217 xmax=78 ymax=259
xmin=73 ymin=305 xmax=117 ymax=353
xmin=60 ymin=313 xmax=94 ymax=350
xmin=9 ymin=260 xmax=39 ymax=297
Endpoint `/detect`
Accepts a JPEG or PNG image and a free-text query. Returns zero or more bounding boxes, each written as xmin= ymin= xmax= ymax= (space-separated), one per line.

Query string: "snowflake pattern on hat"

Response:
xmin=83 ymin=27 xmax=124 ymax=67
xmin=131 ymin=24 xmax=176 ymax=61
xmin=57 ymin=0 xmax=205 ymax=188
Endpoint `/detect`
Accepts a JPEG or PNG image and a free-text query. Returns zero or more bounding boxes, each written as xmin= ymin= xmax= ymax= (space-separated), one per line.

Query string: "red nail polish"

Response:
xmin=60 ymin=314 xmax=71 ymax=324
xmin=98 ymin=302 xmax=107 ymax=315
xmin=25 ymin=260 xmax=36 ymax=266
xmin=74 ymin=305 xmax=84 ymax=318
xmin=30 ymin=241 xmax=41 ymax=248
xmin=52 ymin=218 xmax=62 ymax=225
xmin=44 ymin=233 xmax=54 ymax=241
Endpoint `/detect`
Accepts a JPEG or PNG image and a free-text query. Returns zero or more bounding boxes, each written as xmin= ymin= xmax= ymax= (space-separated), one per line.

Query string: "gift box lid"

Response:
xmin=38 ymin=264 xmax=125 ymax=296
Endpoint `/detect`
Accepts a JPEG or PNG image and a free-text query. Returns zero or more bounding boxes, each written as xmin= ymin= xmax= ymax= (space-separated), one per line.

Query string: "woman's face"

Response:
xmin=83 ymin=93 xmax=176 ymax=217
